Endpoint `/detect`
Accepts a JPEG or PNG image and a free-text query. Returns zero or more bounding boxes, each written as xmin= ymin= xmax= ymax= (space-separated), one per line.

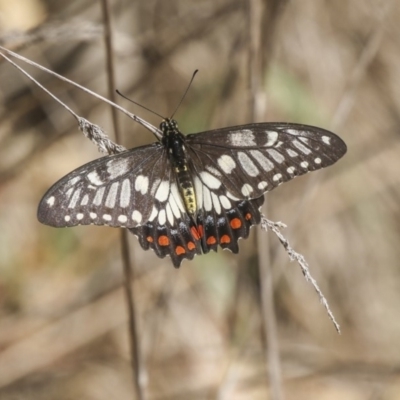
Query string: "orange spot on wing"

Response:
xmin=198 ymin=225 xmax=204 ymax=238
xmin=245 ymin=213 xmax=252 ymax=220
xmin=176 ymin=246 xmax=185 ymax=255
xmin=191 ymin=226 xmax=200 ymax=240
xmin=187 ymin=241 xmax=196 ymax=250
xmin=147 ymin=236 xmax=154 ymax=243
xmin=230 ymin=218 xmax=242 ymax=229
xmin=220 ymin=235 xmax=231 ymax=244
xmin=206 ymin=236 xmax=217 ymax=245
xmin=158 ymin=235 xmax=170 ymax=246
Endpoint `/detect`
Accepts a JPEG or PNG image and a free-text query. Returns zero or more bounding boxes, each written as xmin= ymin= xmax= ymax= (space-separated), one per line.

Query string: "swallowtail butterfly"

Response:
xmin=38 ymin=119 xmax=346 ymax=267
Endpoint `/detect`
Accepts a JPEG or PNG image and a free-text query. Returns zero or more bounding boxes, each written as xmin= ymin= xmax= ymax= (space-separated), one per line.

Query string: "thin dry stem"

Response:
xmin=0 ymin=50 xmax=126 ymax=155
xmin=260 ymin=216 xmax=341 ymax=334
xmin=0 ymin=45 xmax=162 ymax=139
xmin=249 ymin=1 xmax=285 ymax=399
xmin=100 ymin=0 xmax=146 ymax=398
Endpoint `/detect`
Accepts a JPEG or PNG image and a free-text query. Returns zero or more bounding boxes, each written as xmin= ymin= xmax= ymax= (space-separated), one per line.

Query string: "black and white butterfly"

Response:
xmin=38 ymin=118 xmax=347 ymax=267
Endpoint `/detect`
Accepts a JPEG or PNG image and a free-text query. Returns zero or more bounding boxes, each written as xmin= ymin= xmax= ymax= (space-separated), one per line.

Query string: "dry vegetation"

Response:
xmin=0 ymin=0 xmax=399 ymax=399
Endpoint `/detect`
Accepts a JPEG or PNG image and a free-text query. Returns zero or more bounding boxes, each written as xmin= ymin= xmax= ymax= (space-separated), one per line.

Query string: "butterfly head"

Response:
xmin=160 ymin=118 xmax=179 ymax=135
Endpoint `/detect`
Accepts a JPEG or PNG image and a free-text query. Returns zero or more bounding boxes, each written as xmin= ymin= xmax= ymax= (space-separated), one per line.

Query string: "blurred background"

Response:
xmin=0 ymin=0 xmax=399 ymax=399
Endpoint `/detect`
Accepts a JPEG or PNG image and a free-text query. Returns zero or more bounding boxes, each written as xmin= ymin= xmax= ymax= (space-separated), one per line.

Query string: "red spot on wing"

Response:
xmin=191 ymin=226 xmax=200 ymax=240
xmin=207 ymin=236 xmax=217 ymax=245
xmin=187 ymin=241 xmax=196 ymax=250
xmin=158 ymin=235 xmax=170 ymax=246
xmin=146 ymin=236 xmax=154 ymax=243
xmin=220 ymin=235 xmax=231 ymax=244
xmin=245 ymin=213 xmax=252 ymax=220
xmin=230 ymin=218 xmax=242 ymax=229
xmin=176 ymin=246 xmax=185 ymax=255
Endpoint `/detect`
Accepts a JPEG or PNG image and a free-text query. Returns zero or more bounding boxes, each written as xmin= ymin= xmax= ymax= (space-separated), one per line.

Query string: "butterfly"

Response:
xmin=37 ymin=118 xmax=347 ymax=267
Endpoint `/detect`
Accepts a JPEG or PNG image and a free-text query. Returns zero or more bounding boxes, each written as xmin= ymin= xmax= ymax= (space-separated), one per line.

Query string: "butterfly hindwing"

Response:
xmin=197 ymin=196 xmax=264 ymax=254
xmin=130 ymin=214 xmax=202 ymax=267
xmin=131 ymin=196 xmax=264 ymax=267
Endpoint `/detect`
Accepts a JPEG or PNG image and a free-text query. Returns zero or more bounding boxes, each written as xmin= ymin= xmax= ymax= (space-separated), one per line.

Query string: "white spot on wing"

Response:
xmin=287 ymin=166 xmax=295 ymax=174
xmin=322 ymin=136 xmax=331 ymax=145
xmin=298 ymin=137 xmax=309 ymax=144
xmin=250 ymin=150 xmax=274 ymax=172
xmin=206 ymin=165 xmax=222 ymax=177
xmin=69 ymin=176 xmax=81 ymax=186
xmin=166 ymin=204 xmax=174 ymax=225
xmin=47 ymin=196 xmax=55 ymax=207
xmin=64 ymin=215 xmax=71 ymax=222
xmin=238 ymin=152 xmax=259 ymax=177
xmin=66 ymin=187 xmax=74 ymax=200
xmin=267 ymin=149 xmax=285 ymax=164
xmin=203 ymin=186 xmax=212 ymax=211
xmin=286 ymin=129 xmax=300 ymax=135
xmin=68 ymin=189 xmax=81 ymax=208
xmin=93 ymin=187 xmax=105 ymax=206
xmin=211 ymin=193 xmax=221 ymax=214
xmin=241 ymin=183 xmax=253 ymax=196
xmin=217 ymin=155 xmax=236 ymax=174
xmin=219 ymin=195 xmax=231 ymax=209
xmin=77 ymin=213 xmax=84 ymax=220
xmin=200 ymin=171 xmax=221 ymax=189
xmin=170 ymin=183 xmax=185 ymax=212
xmin=148 ymin=206 xmax=158 ymax=221
xmin=120 ymin=179 xmax=131 ymax=208
xmin=80 ymin=194 xmax=89 ymax=206
xmin=132 ymin=210 xmax=143 ymax=223
xmin=273 ymin=173 xmax=282 ymax=182
xmin=194 ymin=177 xmax=203 ymax=210
xmin=118 ymin=215 xmax=128 ymax=223
xmin=169 ymin=191 xmax=182 ymax=218
xmin=105 ymin=182 xmax=119 ymax=208
xmin=300 ymin=161 xmax=309 ymax=168
xmin=226 ymin=192 xmax=240 ymax=201
xmin=287 ymin=149 xmax=298 ymax=157
xmin=158 ymin=209 xmax=166 ymax=225
xmin=229 ymin=130 xmax=256 ymax=147
xmin=258 ymin=181 xmax=268 ymax=190
xmin=265 ymin=131 xmax=278 ymax=146
xmin=90 ymin=212 xmax=97 ymax=219
xmin=135 ymin=175 xmax=149 ymax=195
xmin=103 ymin=214 xmax=112 ymax=221
xmin=314 ymin=157 xmax=322 ymax=164
xmin=292 ymin=140 xmax=311 ymax=155
xmin=155 ymin=180 xmax=170 ymax=202
xmin=87 ymin=171 xmax=103 ymax=186
xmin=106 ymin=158 xmax=130 ymax=179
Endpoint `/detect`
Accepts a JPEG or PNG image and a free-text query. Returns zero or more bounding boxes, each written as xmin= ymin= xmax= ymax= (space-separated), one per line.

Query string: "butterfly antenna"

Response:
xmin=116 ymin=90 xmax=166 ymax=120
xmin=170 ymin=69 xmax=198 ymax=120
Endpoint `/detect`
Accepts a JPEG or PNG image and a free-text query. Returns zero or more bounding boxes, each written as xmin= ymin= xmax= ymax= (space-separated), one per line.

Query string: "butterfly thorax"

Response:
xmin=161 ymin=119 xmax=197 ymax=217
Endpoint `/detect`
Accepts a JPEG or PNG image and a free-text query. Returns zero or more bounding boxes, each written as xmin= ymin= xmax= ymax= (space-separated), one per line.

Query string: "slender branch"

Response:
xmin=0 ymin=45 xmax=163 ymax=140
xmin=0 ymin=50 xmax=127 ymax=155
xmin=100 ymin=1 xmax=146 ymax=399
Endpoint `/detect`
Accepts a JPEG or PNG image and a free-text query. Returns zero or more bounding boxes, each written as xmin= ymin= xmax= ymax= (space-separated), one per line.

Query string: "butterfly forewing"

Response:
xmin=38 ymin=143 xmax=168 ymax=228
xmin=185 ymin=123 xmax=347 ymax=200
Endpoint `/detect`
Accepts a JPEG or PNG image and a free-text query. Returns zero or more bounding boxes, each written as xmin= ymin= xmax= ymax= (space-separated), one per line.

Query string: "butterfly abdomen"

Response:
xmin=175 ymin=166 xmax=197 ymax=216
